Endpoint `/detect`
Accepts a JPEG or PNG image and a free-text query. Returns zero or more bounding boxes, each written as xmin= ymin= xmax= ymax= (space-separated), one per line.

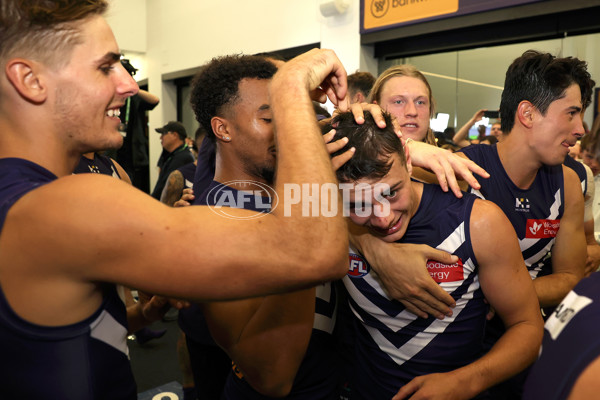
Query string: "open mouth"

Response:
xmin=106 ymin=108 xmax=121 ymax=118
xmin=371 ymin=215 xmax=402 ymax=236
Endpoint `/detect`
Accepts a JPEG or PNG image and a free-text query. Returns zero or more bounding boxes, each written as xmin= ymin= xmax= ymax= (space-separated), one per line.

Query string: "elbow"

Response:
xmin=246 ymin=374 xmax=294 ymax=398
xmin=255 ymin=382 xmax=294 ymax=398
xmin=305 ymin=234 xmax=349 ymax=282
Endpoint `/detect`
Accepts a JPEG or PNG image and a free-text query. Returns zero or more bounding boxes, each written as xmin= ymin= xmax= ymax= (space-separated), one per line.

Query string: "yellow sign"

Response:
xmin=364 ymin=0 xmax=459 ymax=31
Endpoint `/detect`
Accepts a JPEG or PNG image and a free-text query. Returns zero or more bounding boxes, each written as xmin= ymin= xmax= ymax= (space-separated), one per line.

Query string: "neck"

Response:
xmin=166 ymin=141 xmax=184 ymax=153
xmin=496 ymin=133 xmax=541 ymax=189
xmin=214 ymin=150 xmax=274 ymax=197
xmin=410 ymin=180 xmax=424 ymax=219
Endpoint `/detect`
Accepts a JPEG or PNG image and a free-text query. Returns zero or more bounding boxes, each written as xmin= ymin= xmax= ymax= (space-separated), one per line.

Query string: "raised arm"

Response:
xmin=393 ymin=200 xmax=543 ymax=400
xmin=2 ymin=49 xmax=351 ymax=328
xmin=535 ymin=166 xmax=586 ymax=307
xmin=452 ymin=109 xmax=486 ymax=148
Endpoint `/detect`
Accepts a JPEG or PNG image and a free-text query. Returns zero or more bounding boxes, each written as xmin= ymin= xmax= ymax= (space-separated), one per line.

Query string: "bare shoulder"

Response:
xmin=469 ymin=198 xmax=509 ymax=233
xmin=568 ymin=354 xmax=600 ymax=400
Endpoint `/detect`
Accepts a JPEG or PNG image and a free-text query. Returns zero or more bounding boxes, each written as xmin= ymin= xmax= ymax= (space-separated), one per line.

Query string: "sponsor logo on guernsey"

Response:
xmin=546 ymin=291 xmax=592 ymax=340
xmin=348 ymin=253 xmax=369 ymax=277
xmin=515 ymin=197 xmax=530 ymax=212
xmin=526 ymin=219 xmax=560 ymax=238
xmin=426 ymin=259 xmax=464 ymax=283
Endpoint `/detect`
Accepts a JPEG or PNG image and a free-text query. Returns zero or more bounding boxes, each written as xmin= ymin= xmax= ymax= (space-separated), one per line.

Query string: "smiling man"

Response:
xmin=330 ymin=111 xmax=542 ymax=400
xmin=0 ymin=2 xmax=350 ymax=398
xmin=456 ymin=50 xmax=594 ymax=399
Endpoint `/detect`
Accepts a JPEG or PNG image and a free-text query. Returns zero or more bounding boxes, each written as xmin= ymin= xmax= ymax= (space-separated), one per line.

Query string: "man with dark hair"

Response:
xmin=183 ymin=54 xmax=341 ymax=399
xmin=330 ymin=111 xmax=542 ymax=400
xmin=0 ymin=1 xmax=351 ymax=397
xmin=160 ymin=126 xmax=206 ymax=207
xmin=454 ymin=50 xmax=594 ymax=398
xmin=151 ymin=121 xmax=194 ymax=199
xmin=347 ymin=71 xmax=376 ymax=104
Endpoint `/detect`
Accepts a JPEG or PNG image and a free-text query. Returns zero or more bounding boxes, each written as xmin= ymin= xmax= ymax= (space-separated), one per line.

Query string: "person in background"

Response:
xmin=368 ymin=64 xmax=437 ymax=145
xmin=347 ymin=70 xmax=376 ymax=104
xmin=151 ymin=121 xmax=195 ymax=200
xmin=161 ymin=126 xmax=206 ymax=207
xmin=114 ymin=58 xmax=160 ymax=193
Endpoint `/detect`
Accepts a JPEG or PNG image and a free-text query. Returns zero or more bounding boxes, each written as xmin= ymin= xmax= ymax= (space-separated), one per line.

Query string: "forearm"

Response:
xmin=450 ymin=321 xmax=542 ymax=398
xmin=269 ymin=71 xmax=347 ymax=273
xmin=533 ymin=272 xmax=582 ymax=307
xmin=452 ymin=123 xmax=472 ymax=144
xmin=137 ymin=89 xmax=159 ymax=105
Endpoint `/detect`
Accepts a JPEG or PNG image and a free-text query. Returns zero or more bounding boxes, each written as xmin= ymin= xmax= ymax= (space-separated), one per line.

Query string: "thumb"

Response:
xmin=425 ymin=247 xmax=458 ymax=264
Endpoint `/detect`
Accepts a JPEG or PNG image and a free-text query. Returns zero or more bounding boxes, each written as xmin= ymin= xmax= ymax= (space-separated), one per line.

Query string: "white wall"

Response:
xmin=107 ymin=0 xmax=370 ymax=191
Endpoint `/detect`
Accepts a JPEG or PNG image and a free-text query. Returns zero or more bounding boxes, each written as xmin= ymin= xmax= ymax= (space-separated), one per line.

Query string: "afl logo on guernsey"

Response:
xmin=348 ymin=253 xmax=370 ymax=277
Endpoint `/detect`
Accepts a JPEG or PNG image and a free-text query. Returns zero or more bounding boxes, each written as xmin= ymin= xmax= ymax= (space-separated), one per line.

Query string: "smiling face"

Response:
xmin=48 ymin=16 xmax=138 ymax=154
xmin=227 ymin=78 xmax=276 ymax=184
xmin=529 ymin=84 xmax=585 ymax=166
xmin=347 ymin=153 xmax=418 ymax=243
xmin=377 ymin=76 xmax=431 ymax=142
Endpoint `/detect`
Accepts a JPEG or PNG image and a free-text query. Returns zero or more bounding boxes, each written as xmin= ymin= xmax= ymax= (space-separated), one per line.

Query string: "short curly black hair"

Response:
xmin=331 ymin=111 xmax=407 ymax=183
xmin=190 ymin=54 xmax=277 ymax=141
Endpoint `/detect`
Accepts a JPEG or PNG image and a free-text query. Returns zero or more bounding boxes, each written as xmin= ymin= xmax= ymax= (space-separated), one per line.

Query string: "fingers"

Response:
xmin=174 ymin=189 xmax=195 ymax=208
xmin=392 ymin=379 xmax=420 ymax=400
xmin=349 ymin=103 xmax=365 ymax=124
xmin=168 ymin=298 xmax=191 ymax=309
xmin=325 ymin=133 xmax=348 ymax=152
xmin=331 ymin=148 xmax=355 ymax=171
xmin=323 ymin=129 xmax=354 ymax=170
xmin=173 ymin=199 xmax=191 ymax=207
xmin=486 ymin=306 xmax=496 ymax=320
xmin=401 ymin=297 xmax=452 ymax=320
xmin=422 ymin=245 xmax=459 ymax=265
xmin=347 ymin=103 xmax=387 ymax=128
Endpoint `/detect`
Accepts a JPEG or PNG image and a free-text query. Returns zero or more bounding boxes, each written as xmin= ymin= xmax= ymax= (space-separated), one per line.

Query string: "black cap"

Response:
xmin=155 ymin=121 xmax=187 ymax=140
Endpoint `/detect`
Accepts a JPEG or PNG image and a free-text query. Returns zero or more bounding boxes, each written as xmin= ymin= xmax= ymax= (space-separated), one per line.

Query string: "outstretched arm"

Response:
xmin=407 ymin=141 xmax=488 ymax=197
xmin=2 ymin=49 xmax=351 ymax=328
xmin=348 ymin=222 xmax=456 ymax=319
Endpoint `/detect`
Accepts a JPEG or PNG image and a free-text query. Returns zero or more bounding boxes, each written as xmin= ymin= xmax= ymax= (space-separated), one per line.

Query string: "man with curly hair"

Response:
xmin=0 ymin=1 xmax=350 ymax=398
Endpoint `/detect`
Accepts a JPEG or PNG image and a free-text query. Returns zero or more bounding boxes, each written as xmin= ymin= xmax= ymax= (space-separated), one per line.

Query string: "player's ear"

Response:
xmin=211 ymin=117 xmax=232 ymax=143
xmin=517 ymin=101 xmax=535 ymax=128
xmin=354 ymin=92 xmax=365 ymax=104
xmin=5 ymin=58 xmax=48 ymax=103
xmin=404 ymin=145 xmax=413 ymax=176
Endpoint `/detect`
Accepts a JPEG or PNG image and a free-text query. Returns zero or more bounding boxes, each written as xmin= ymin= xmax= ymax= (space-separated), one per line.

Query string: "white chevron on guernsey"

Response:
xmin=90 ymin=310 xmax=129 ymax=357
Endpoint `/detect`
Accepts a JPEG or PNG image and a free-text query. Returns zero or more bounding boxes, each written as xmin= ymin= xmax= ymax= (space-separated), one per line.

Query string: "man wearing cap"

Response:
xmin=152 ymin=121 xmax=195 ymax=199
